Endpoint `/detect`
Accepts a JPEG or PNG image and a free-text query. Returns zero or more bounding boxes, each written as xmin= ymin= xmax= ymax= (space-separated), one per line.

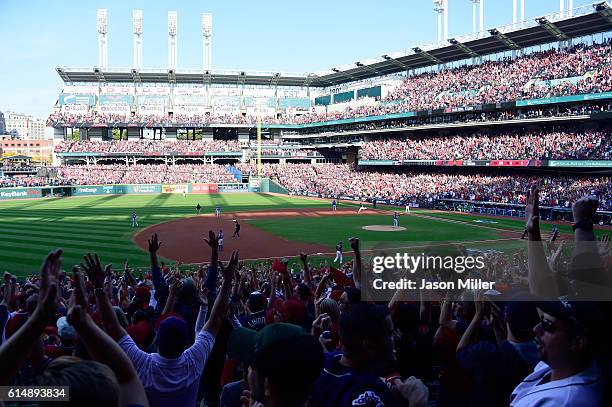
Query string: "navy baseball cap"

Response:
xmin=156 ymin=315 xmax=189 ymax=356
xmin=247 ymin=291 xmax=267 ymax=312
xmin=536 ymin=296 xmax=604 ymax=338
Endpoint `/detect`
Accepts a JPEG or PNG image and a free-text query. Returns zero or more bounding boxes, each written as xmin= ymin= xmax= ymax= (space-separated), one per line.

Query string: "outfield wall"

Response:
xmin=0 ymin=187 xmax=43 ymax=200
xmin=0 ymin=177 xmax=291 ymax=200
xmin=0 ymin=182 xmax=251 ymax=200
xmin=262 ymin=178 xmax=289 ymax=194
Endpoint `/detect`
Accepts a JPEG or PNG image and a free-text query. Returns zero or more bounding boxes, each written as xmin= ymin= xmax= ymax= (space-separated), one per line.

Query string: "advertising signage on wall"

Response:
xmin=549 ymin=160 xmax=612 ymax=168
xmin=73 ymin=185 xmax=114 ymax=196
xmin=59 ymin=94 xmax=96 ymax=106
xmin=191 ymin=183 xmax=219 ymax=194
xmin=162 ymin=184 xmax=188 ymax=194
xmin=516 ymin=92 xmax=612 ymax=107
xmin=128 ymin=184 xmax=162 ymax=194
xmin=488 ymin=160 xmax=541 ymax=167
xmin=0 ymin=188 xmax=42 ymax=200
xmin=359 ymin=160 xmax=543 ymax=167
xmin=99 ymin=95 xmax=134 ymax=105
xmin=220 ymin=184 xmax=249 ymax=193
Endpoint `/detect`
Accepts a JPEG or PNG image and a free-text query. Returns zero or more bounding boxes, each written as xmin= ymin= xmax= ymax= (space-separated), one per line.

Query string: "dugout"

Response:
xmin=40 ymin=186 xmax=72 ymax=198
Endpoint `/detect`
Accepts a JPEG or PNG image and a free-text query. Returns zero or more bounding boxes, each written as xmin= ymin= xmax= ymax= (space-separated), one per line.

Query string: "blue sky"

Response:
xmin=0 ymin=0 xmax=600 ymax=121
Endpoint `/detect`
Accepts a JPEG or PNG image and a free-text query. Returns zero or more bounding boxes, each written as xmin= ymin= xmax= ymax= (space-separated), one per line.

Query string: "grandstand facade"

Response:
xmin=8 ymin=2 xmax=612 ymax=219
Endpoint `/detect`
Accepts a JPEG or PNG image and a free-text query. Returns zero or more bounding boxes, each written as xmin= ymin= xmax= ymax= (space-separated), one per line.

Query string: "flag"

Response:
xmin=329 ymin=266 xmax=354 ymax=287
xmin=272 ymin=258 xmax=287 ymax=275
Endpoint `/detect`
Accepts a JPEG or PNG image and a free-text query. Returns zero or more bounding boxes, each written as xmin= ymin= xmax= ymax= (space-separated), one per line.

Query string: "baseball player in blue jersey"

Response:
xmin=131 ymin=211 xmax=138 ymax=227
xmin=332 ymin=199 xmax=337 ymax=211
xmin=215 ymin=205 xmax=221 ymax=217
xmin=393 ymin=211 xmax=399 ymax=228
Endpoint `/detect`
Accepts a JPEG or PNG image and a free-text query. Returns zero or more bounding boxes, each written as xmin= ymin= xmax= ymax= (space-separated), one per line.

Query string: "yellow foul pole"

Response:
xmin=257 ymin=109 xmax=262 ymax=177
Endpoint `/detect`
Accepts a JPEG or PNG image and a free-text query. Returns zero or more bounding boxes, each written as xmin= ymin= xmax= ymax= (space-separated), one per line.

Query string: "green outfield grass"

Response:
xmin=1 ymin=192 xmax=589 ymax=278
xmin=416 ymin=210 xmax=609 ymax=238
xmin=0 ymin=193 xmax=327 ymax=277
xmin=247 ymin=213 xmax=503 ymax=249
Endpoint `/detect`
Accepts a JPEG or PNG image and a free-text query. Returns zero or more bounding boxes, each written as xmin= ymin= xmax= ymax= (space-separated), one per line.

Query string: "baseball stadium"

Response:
xmin=1 ymin=1 xmax=612 ymax=406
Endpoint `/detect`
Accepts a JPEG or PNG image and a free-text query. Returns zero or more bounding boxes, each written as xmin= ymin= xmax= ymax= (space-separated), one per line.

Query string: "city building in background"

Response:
xmin=4 ymin=111 xmax=46 ymax=140
xmin=0 ymin=138 xmax=53 ymax=164
xmin=0 ymin=111 xmax=6 ymax=135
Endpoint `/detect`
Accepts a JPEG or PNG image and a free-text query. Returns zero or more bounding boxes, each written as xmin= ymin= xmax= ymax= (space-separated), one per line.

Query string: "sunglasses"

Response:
xmin=540 ymin=315 xmax=557 ymax=333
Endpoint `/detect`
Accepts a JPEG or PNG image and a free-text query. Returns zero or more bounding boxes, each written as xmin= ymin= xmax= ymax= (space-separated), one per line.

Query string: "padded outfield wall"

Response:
xmin=0 ymin=178 xmax=284 ymax=200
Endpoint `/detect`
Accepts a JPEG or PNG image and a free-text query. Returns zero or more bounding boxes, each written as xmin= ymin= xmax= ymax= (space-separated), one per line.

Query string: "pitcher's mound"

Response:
xmin=362 ymin=225 xmax=406 ymax=231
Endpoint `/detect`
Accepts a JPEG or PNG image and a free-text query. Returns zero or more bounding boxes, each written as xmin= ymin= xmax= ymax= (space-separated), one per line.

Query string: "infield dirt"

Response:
xmin=133 ymin=207 xmax=373 ymax=262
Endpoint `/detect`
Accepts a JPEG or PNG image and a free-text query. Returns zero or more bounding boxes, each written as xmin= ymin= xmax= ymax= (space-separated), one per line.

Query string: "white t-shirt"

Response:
xmin=510 ymin=361 xmax=603 ymax=407
xmin=119 ymin=330 xmax=215 ymax=407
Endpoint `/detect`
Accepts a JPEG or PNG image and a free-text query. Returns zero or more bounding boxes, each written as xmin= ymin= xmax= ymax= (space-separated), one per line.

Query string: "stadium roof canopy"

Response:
xmin=56 ymin=1 xmax=612 ymax=88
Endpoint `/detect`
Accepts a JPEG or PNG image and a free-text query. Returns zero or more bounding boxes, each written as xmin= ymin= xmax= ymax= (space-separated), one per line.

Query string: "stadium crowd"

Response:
xmin=54 ymin=139 xmax=322 ymax=159
xmin=55 ymin=140 xmax=241 ymax=155
xmin=56 ymin=165 xmax=237 ymax=185
xmin=360 ymin=127 xmax=612 ymax=161
xmin=0 ymin=175 xmax=69 ymax=189
xmin=52 ymin=124 xmax=611 ymax=162
xmin=237 ymin=163 xmax=612 ymax=211
xmin=5 ymin=31 xmax=612 ymax=407
xmin=47 ymin=41 xmax=612 ymax=128
xmin=256 ymin=148 xmax=319 ymax=157
xmin=293 ymin=102 xmax=611 ymax=137
xmin=46 ymin=112 xmax=267 ymax=128
xmin=382 ymin=42 xmax=612 ymax=109
xmin=2 ymin=162 xmax=610 ymax=212
xmin=1 ymin=187 xmax=611 ymax=406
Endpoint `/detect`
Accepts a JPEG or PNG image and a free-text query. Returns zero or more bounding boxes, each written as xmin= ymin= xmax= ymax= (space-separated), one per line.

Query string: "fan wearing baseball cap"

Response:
xmin=510 ymin=297 xmax=604 ymax=407
xmin=95 ymin=232 xmax=238 ymax=407
xmin=237 ymin=291 xmax=267 ymax=331
xmin=229 ymin=323 xmax=324 ymax=407
xmin=314 ymin=302 xmax=429 ymax=406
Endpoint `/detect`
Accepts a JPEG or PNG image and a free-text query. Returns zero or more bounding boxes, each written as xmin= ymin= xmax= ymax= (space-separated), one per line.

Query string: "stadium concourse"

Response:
xmin=3 ymin=9 xmax=612 ymax=407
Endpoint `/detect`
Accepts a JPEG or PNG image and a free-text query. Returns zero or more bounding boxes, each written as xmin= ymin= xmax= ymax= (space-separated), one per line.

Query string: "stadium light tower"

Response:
xmin=470 ymin=0 xmax=484 ymax=36
xmin=521 ymin=0 xmax=525 ymax=28
xmin=132 ymin=10 xmax=143 ymax=69
xmin=202 ymin=13 xmax=212 ymax=71
xmin=96 ymin=9 xmax=108 ymax=68
xmin=168 ymin=11 xmax=178 ymax=70
xmin=433 ymin=0 xmax=449 ymax=45
xmin=560 ymin=0 xmax=573 ymax=17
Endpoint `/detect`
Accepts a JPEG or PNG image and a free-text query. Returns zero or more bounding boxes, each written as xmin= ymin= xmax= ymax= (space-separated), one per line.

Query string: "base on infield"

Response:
xmin=362 ymin=225 xmax=406 ymax=231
